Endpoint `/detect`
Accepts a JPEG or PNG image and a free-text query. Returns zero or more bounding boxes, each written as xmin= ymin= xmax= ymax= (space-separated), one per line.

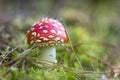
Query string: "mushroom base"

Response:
xmin=39 ymin=46 xmax=57 ymax=63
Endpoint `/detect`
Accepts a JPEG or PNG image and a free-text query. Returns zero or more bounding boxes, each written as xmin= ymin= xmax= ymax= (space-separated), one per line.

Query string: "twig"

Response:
xmin=72 ymin=41 xmax=120 ymax=78
xmin=27 ymin=57 xmax=110 ymax=75
xmin=0 ymin=34 xmax=27 ymax=65
xmin=1 ymin=45 xmax=37 ymax=77
xmin=1 ymin=44 xmax=36 ymax=68
xmin=65 ymin=25 xmax=83 ymax=70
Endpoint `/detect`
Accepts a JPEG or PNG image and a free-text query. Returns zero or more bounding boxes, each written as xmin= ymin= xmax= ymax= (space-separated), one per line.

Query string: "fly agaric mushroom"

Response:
xmin=27 ymin=18 xmax=68 ymax=63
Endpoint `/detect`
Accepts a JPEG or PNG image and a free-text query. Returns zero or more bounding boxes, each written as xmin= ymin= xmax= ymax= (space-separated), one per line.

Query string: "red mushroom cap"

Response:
xmin=27 ymin=18 xmax=68 ymax=46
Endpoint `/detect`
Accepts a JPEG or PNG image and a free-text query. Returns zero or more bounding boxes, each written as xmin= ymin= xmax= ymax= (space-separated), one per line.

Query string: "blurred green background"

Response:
xmin=0 ymin=0 xmax=120 ymax=80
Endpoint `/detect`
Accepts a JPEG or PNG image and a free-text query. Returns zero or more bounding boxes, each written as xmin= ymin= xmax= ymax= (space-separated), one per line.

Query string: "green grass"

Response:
xmin=0 ymin=25 xmax=111 ymax=80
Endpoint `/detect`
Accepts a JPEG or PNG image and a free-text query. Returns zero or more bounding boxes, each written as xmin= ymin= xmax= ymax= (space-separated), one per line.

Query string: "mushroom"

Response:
xmin=27 ymin=18 xmax=68 ymax=63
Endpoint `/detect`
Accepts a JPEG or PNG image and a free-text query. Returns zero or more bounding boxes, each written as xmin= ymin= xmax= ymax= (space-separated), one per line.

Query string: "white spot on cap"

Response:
xmin=31 ymin=36 xmax=34 ymax=39
xmin=36 ymin=40 xmax=41 ymax=42
xmin=48 ymin=35 xmax=54 ymax=38
xmin=50 ymin=30 xmax=56 ymax=34
xmin=39 ymin=26 xmax=43 ymax=29
xmin=61 ymin=39 xmax=64 ymax=42
xmin=31 ymin=28 xmax=35 ymax=31
xmin=44 ymin=18 xmax=49 ymax=23
xmin=38 ymin=23 xmax=42 ymax=26
xmin=40 ymin=37 xmax=44 ymax=39
xmin=58 ymin=22 xmax=62 ymax=26
xmin=32 ymin=32 xmax=37 ymax=36
xmin=41 ymin=18 xmax=48 ymax=23
xmin=43 ymin=30 xmax=48 ymax=33
xmin=48 ymin=19 xmax=53 ymax=23
xmin=53 ymin=24 xmax=58 ymax=27
xmin=43 ymin=38 xmax=49 ymax=41
xmin=55 ymin=37 xmax=60 ymax=41
xmin=57 ymin=31 xmax=62 ymax=35
xmin=37 ymin=33 xmax=40 ymax=37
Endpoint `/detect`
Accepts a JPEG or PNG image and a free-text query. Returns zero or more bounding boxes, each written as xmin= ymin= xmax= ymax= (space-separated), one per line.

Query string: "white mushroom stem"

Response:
xmin=39 ymin=46 xmax=57 ymax=63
